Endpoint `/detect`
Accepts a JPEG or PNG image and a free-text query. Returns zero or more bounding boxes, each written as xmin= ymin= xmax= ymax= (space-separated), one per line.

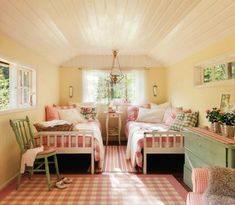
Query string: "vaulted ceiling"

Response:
xmin=0 ymin=0 xmax=235 ymax=68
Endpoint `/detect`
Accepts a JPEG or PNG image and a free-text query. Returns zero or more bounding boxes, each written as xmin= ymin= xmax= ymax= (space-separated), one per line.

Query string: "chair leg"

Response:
xmin=28 ymin=166 xmax=34 ymax=179
xmin=44 ymin=157 xmax=51 ymax=191
xmin=53 ymin=154 xmax=60 ymax=180
xmin=16 ymin=173 xmax=22 ymax=190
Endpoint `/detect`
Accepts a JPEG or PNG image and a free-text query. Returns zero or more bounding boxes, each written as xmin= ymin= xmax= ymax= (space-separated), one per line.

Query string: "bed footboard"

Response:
xmin=143 ymin=131 xmax=184 ymax=174
xmin=35 ymin=130 xmax=95 ymax=174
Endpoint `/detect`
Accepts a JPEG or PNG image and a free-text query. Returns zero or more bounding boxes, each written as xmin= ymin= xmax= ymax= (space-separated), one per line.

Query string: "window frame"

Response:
xmin=194 ymin=53 xmax=235 ymax=87
xmin=82 ymin=69 xmax=146 ymax=105
xmin=0 ymin=58 xmax=37 ymax=114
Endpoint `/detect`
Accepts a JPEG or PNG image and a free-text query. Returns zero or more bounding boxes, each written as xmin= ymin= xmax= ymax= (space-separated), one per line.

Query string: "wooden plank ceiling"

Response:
xmin=0 ymin=0 xmax=235 ymax=68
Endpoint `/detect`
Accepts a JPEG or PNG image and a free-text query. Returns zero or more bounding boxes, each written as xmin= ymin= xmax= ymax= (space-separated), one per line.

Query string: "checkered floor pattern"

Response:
xmin=0 ymin=173 xmax=187 ymax=205
xmin=103 ymin=146 xmax=136 ymax=172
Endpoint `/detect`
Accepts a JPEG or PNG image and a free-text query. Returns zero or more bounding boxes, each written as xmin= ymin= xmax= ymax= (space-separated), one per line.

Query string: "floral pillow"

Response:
xmin=80 ymin=106 xmax=98 ymax=121
xmin=127 ymin=106 xmax=139 ymax=121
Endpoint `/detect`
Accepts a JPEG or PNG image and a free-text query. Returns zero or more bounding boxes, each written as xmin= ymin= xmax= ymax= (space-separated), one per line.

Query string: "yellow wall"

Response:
xmin=59 ymin=68 xmax=83 ymax=104
xmin=166 ymin=34 xmax=235 ymax=126
xmin=146 ymin=68 xmax=167 ymax=104
xmin=0 ymin=32 xmax=60 ymax=189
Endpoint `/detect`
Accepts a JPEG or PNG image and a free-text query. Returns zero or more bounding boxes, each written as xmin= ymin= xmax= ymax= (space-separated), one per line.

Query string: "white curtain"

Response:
xmin=82 ymin=70 xmax=107 ymax=103
xmin=130 ymin=70 xmax=147 ymax=105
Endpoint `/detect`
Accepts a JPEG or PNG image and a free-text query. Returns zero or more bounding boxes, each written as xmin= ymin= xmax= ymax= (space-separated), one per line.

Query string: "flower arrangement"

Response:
xmin=220 ymin=111 xmax=235 ymax=126
xmin=206 ymin=108 xmax=222 ymax=123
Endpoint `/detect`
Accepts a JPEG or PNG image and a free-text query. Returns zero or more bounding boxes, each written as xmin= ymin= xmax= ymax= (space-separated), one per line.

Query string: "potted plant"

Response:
xmin=220 ymin=111 xmax=235 ymax=139
xmin=206 ymin=108 xmax=222 ymax=133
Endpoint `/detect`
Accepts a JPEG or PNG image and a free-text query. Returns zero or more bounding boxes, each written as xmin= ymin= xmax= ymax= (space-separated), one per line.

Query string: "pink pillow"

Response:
xmin=127 ymin=106 xmax=139 ymax=121
xmin=165 ymin=113 xmax=176 ymax=125
xmin=45 ymin=105 xmax=59 ymax=121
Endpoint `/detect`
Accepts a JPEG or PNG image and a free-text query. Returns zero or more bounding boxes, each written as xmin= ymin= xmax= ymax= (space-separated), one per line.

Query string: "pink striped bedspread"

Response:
xmin=35 ymin=121 xmax=104 ymax=170
xmin=125 ymin=121 xmax=182 ymax=168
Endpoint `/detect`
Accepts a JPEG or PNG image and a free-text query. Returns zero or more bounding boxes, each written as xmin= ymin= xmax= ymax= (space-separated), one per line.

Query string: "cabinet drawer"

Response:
xmin=185 ymin=149 xmax=226 ymax=169
xmin=185 ymin=134 xmax=226 ymax=165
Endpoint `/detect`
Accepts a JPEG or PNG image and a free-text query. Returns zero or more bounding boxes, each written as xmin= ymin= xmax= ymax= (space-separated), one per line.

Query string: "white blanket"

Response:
xmin=126 ymin=128 xmax=145 ymax=167
xmin=37 ymin=120 xmax=71 ymax=127
xmin=20 ymin=146 xmax=44 ymax=173
xmin=73 ymin=122 xmax=104 ymax=170
xmin=126 ymin=122 xmax=169 ymax=167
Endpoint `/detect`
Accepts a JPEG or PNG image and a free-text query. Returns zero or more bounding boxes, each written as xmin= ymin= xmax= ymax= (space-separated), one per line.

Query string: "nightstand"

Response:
xmin=105 ymin=111 xmax=122 ymax=145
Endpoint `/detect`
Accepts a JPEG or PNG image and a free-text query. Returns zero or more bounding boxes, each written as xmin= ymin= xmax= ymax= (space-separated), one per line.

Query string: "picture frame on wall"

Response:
xmin=220 ymin=94 xmax=231 ymax=111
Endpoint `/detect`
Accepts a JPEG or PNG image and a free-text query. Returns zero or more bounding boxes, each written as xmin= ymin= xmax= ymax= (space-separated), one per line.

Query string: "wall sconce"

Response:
xmin=153 ymin=85 xmax=158 ymax=97
xmin=69 ymin=86 xmax=73 ymax=98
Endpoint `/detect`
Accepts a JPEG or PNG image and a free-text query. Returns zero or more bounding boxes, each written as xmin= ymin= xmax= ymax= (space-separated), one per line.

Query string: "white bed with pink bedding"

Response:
xmin=36 ymin=103 xmax=105 ymax=174
xmin=125 ymin=104 xmax=187 ymax=173
xmin=125 ymin=121 xmax=184 ymax=173
xmin=35 ymin=121 xmax=104 ymax=174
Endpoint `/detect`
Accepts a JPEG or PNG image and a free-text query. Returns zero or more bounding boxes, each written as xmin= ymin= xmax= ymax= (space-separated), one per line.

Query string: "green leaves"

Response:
xmin=0 ymin=66 xmax=10 ymax=110
xmin=206 ymin=107 xmax=221 ymax=123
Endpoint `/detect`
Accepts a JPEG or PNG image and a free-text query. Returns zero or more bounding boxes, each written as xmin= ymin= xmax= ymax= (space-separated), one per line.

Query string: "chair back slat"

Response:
xmin=22 ymin=120 xmax=32 ymax=149
xmin=10 ymin=116 xmax=36 ymax=153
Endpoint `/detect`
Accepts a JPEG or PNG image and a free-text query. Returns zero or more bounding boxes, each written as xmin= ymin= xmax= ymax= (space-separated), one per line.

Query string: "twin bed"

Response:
xmin=35 ymin=104 xmax=192 ymax=174
xmin=35 ymin=120 xmax=104 ymax=174
xmin=125 ymin=121 xmax=184 ymax=173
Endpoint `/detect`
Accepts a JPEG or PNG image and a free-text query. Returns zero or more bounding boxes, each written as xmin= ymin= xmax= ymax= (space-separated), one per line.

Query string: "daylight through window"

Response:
xmin=82 ymin=70 xmax=146 ymax=104
xmin=0 ymin=59 xmax=36 ymax=112
xmin=203 ymin=62 xmax=235 ymax=83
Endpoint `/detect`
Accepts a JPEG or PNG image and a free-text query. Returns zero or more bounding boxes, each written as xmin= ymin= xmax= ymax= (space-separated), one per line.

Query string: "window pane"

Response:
xmin=231 ymin=62 xmax=235 ymax=79
xmin=20 ymin=70 xmax=32 ymax=106
xmin=0 ymin=65 xmax=10 ymax=110
xmin=203 ymin=67 xmax=213 ymax=83
xmin=83 ymin=70 xmax=146 ymax=104
xmin=96 ymin=74 xmax=134 ymax=103
xmin=111 ymin=74 xmax=134 ymax=102
xmin=214 ymin=64 xmax=226 ymax=80
xmin=84 ymin=71 xmax=136 ymax=103
xmin=96 ymin=74 xmax=109 ymax=104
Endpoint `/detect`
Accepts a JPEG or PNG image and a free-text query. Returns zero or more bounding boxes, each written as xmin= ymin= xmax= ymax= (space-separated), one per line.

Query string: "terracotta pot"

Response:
xmin=220 ymin=124 xmax=225 ymax=136
xmin=210 ymin=122 xmax=221 ymax=133
xmin=223 ymin=125 xmax=235 ymax=139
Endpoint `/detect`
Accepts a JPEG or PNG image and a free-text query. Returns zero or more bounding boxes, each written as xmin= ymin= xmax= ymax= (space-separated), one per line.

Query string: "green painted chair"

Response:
xmin=10 ymin=116 xmax=60 ymax=190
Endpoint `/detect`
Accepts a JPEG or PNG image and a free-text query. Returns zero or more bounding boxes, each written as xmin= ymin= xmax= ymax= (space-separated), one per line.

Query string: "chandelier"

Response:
xmin=110 ymin=50 xmax=124 ymax=84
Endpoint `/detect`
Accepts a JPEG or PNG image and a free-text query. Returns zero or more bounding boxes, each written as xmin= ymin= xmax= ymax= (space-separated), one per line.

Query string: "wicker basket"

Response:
xmin=34 ymin=123 xmax=73 ymax=132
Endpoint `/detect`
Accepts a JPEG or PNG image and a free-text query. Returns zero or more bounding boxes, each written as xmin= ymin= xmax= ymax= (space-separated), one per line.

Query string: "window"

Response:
xmin=0 ymin=59 xmax=36 ymax=112
xmin=228 ymin=62 xmax=235 ymax=79
xmin=203 ymin=63 xmax=227 ymax=83
xmin=194 ymin=57 xmax=235 ymax=86
xmin=82 ymin=70 xmax=146 ymax=104
xmin=0 ymin=62 xmax=10 ymax=110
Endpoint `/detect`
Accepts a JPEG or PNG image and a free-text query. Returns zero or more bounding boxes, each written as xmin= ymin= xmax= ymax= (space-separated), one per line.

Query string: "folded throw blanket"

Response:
xmin=37 ymin=120 xmax=71 ymax=127
xmin=203 ymin=166 xmax=235 ymax=205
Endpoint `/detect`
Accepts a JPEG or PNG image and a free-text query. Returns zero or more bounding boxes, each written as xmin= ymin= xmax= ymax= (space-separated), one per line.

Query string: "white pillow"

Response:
xmin=58 ymin=108 xmax=87 ymax=123
xmin=136 ymin=107 xmax=165 ymax=123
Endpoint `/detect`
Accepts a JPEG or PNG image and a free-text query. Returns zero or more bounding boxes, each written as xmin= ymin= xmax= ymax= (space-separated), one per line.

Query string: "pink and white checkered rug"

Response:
xmin=0 ymin=173 xmax=187 ymax=205
xmin=103 ymin=145 xmax=136 ymax=172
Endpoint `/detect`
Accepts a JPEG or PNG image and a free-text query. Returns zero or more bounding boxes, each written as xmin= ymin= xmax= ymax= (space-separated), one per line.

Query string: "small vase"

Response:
xmin=223 ymin=125 xmax=235 ymax=139
xmin=210 ymin=122 xmax=221 ymax=133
